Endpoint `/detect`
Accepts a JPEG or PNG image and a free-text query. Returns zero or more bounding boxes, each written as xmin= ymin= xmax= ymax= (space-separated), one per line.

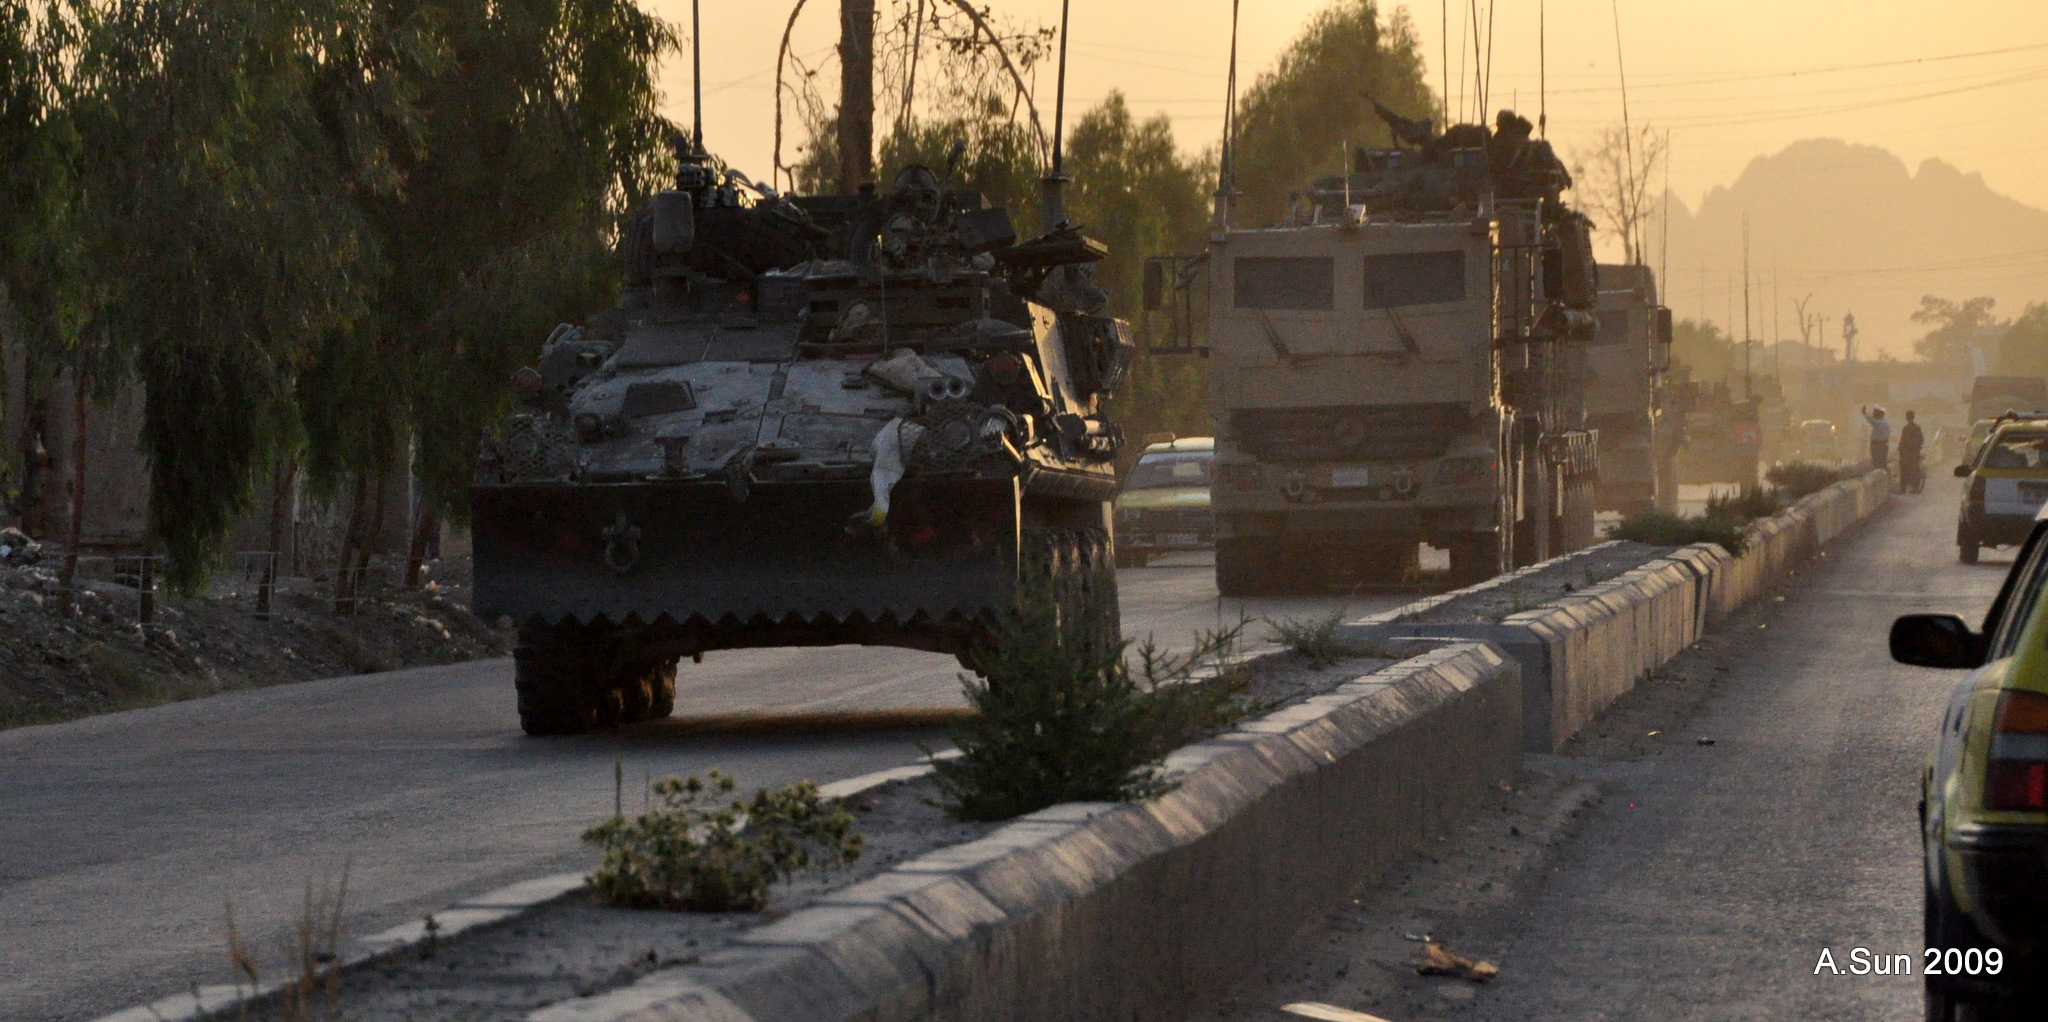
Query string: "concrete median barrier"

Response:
xmin=526 ymin=642 xmax=1522 ymax=1022
xmin=1345 ymin=469 xmax=1890 ymax=751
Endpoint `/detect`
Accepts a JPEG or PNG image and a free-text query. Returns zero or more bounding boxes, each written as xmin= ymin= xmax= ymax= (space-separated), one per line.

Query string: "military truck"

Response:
xmin=1587 ymin=264 xmax=1674 ymax=515
xmin=1675 ymin=379 xmax=1761 ymax=486
xmin=1967 ymin=376 xmax=2048 ymax=424
xmin=1192 ymin=110 xmax=1600 ymax=592
xmin=471 ymin=151 xmax=1134 ymax=735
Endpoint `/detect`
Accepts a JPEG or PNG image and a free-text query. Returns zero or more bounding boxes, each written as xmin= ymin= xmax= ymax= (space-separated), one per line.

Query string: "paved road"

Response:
xmin=1465 ymin=481 xmax=2002 ymax=1020
xmin=0 ymin=554 xmax=1406 ymax=1022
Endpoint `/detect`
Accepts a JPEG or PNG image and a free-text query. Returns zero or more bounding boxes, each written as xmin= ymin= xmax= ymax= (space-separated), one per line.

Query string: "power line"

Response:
xmin=1540 ymin=40 xmax=2048 ymax=96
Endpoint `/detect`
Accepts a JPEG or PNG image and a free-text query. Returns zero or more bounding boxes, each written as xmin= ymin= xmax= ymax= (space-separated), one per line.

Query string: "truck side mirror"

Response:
xmin=1142 ymin=258 xmax=1165 ymax=312
xmin=1656 ymin=307 xmax=1673 ymax=345
xmin=1890 ymin=614 xmax=1985 ymax=669
xmin=1955 ymin=465 xmax=1972 ymax=478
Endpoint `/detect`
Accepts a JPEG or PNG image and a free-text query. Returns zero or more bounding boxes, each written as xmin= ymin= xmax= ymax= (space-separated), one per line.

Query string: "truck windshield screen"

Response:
xmin=1234 ymin=257 xmax=1333 ymax=310
xmin=1363 ymin=251 xmax=1464 ymax=308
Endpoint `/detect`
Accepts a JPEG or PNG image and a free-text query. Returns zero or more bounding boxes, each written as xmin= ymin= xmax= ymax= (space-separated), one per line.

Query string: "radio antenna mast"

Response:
xmin=1612 ymin=0 xmax=1638 ymax=262
xmin=1042 ymin=0 xmax=1072 ymax=231
xmin=691 ymin=0 xmax=705 ymax=156
xmin=1214 ymin=0 xmax=1241 ymax=228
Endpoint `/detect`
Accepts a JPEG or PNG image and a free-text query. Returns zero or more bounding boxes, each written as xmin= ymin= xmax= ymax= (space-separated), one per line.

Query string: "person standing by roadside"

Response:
xmin=1897 ymin=410 xmax=1924 ymax=492
xmin=1861 ymin=405 xmax=1891 ymax=473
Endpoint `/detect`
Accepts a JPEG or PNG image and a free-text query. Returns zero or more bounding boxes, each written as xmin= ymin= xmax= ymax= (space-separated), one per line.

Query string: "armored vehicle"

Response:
xmin=1587 ymin=264 xmax=1674 ymax=515
xmin=1196 ymin=109 xmax=1600 ymax=592
xmin=472 ymin=153 xmax=1134 ymax=734
xmin=1676 ymin=379 xmax=1761 ymax=486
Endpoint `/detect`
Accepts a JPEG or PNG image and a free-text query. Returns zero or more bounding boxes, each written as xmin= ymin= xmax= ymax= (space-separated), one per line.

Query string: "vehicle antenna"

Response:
xmin=1442 ymin=0 xmax=1450 ymax=128
xmin=1539 ymin=0 xmax=1547 ymax=134
xmin=1042 ymin=0 xmax=1071 ymax=232
xmin=1742 ymin=217 xmax=1752 ymax=402
xmin=1214 ymin=0 xmax=1241 ymax=229
xmin=1612 ymin=0 xmax=1637 ymax=262
xmin=691 ymin=0 xmax=705 ymax=157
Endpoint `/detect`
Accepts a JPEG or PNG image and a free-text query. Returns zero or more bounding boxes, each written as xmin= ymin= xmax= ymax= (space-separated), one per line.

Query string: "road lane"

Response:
xmin=0 ymin=557 xmax=1409 ymax=1022
xmin=1464 ymin=481 xmax=2001 ymax=1020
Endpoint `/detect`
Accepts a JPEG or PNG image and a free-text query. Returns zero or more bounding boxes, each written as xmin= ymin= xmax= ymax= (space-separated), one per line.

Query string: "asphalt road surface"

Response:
xmin=0 ymin=553 xmax=1405 ymax=1022
xmin=1462 ymin=481 xmax=1999 ymax=1020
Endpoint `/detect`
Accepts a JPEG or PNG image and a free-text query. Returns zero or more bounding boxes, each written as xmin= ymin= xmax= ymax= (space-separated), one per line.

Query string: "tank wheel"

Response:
xmin=514 ymin=640 xmax=598 ymax=737
xmin=646 ymin=659 xmax=677 ymax=719
xmin=616 ymin=665 xmax=655 ymax=724
xmin=1216 ymin=537 xmax=1271 ymax=597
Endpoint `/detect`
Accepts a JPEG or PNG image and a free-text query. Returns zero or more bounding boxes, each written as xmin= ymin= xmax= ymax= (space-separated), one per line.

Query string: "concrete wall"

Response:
xmin=529 ymin=643 xmax=1523 ymax=1022
xmin=1345 ymin=469 xmax=1891 ymax=752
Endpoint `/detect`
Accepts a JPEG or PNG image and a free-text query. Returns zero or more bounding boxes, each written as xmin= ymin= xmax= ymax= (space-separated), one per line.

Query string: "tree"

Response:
xmin=1571 ymin=123 xmax=1668 ymax=265
xmin=1911 ymin=295 xmax=2001 ymax=364
xmin=1995 ymin=303 xmax=2048 ymax=377
xmin=1227 ymin=1 xmax=1435 ymax=228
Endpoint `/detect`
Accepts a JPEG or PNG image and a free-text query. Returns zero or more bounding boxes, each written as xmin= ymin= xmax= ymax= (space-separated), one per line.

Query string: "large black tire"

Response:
xmin=1961 ymin=535 xmax=1981 ymax=564
xmin=1216 ymin=537 xmax=1270 ymax=597
xmin=1447 ymin=533 xmax=1502 ymax=588
xmin=514 ymin=641 xmax=598 ymax=736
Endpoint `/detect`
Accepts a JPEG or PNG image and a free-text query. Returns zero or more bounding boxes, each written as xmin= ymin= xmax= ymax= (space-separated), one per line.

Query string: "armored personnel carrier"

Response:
xmin=472 ymin=152 xmax=1133 ymax=734
xmin=1588 ymin=263 xmax=1675 ymax=515
xmin=1193 ymin=109 xmax=1600 ymax=592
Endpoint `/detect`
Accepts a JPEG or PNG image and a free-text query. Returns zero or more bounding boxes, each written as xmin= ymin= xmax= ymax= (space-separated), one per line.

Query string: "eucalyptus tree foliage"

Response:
xmin=0 ymin=2 xmax=91 ymax=509
xmin=307 ymin=0 xmax=677 ymax=526
xmin=1229 ymin=0 xmax=1435 ymax=228
xmin=71 ymin=0 xmax=434 ymax=588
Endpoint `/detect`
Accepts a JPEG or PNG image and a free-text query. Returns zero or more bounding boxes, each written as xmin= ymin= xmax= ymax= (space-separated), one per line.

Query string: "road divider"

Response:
xmin=1343 ymin=469 xmax=1890 ymax=750
xmin=525 ymin=643 xmax=1521 ymax=1022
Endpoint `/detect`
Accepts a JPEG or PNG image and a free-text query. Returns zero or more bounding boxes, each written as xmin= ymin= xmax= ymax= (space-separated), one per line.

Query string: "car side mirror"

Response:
xmin=1890 ymin=614 xmax=1986 ymax=669
xmin=1955 ymin=465 xmax=1971 ymax=478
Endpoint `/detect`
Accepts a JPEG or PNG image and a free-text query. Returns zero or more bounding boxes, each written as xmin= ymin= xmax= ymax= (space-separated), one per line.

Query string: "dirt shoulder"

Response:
xmin=0 ymin=556 xmax=510 ymax=729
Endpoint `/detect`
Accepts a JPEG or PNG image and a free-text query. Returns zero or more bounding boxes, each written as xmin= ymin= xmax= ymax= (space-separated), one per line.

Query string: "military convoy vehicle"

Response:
xmin=1675 ymin=378 xmax=1761 ymax=486
xmin=1587 ymin=264 xmax=1674 ymax=515
xmin=1190 ymin=109 xmax=1600 ymax=592
xmin=471 ymin=149 xmax=1134 ymax=734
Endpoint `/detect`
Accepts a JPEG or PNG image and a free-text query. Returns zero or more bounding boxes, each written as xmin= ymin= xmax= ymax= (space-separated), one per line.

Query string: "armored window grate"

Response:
xmin=1362 ymin=251 xmax=1464 ymax=309
xmin=1234 ymin=257 xmax=1334 ymax=310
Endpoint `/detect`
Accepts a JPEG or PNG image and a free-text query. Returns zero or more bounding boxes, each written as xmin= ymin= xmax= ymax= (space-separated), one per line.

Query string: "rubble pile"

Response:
xmin=0 ymin=556 xmax=510 ymax=728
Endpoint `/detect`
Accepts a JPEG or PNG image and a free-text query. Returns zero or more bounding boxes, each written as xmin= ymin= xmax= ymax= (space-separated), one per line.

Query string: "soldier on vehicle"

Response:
xmin=1898 ymin=410 xmax=1924 ymax=492
xmin=1861 ymin=405 xmax=1891 ymax=472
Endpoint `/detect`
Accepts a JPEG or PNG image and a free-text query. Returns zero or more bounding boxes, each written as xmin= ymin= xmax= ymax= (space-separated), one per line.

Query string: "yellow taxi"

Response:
xmin=1113 ymin=437 xmax=1213 ymax=567
xmin=1893 ymin=507 xmax=2048 ymax=1016
xmin=1957 ymin=419 xmax=2048 ymax=564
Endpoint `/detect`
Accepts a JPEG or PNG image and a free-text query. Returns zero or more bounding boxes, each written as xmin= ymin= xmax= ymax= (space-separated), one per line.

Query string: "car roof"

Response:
xmin=1140 ymin=437 xmax=1214 ymax=454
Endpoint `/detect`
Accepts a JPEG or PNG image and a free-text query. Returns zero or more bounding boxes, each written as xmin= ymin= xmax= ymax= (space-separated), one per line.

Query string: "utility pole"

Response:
xmin=1742 ymin=218 xmax=1752 ymax=402
xmin=837 ymin=0 xmax=876 ymax=194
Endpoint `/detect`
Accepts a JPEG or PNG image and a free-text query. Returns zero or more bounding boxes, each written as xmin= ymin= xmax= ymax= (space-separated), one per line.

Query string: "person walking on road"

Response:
xmin=1862 ymin=405 xmax=1891 ymax=473
xmin=1898 ymin=410 xmax=1924 ymax=492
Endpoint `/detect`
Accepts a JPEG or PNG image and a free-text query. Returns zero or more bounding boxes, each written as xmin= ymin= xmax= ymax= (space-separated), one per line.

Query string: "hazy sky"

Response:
xmin=656 ymin=0 xmax=2047 ymax=212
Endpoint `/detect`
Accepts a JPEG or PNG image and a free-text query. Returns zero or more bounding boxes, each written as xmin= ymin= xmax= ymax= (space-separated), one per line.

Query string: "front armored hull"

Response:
xmin=473 ymin=476 xmax=1021 ymax=657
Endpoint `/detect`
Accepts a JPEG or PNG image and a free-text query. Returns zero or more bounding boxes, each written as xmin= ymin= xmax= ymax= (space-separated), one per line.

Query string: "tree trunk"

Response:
xmin=334 ymin=472 xmax=370 ymax=616
xmin=56 ymin=364 xmax=85 ymax=608
xmin=261 ymin=456 xmax=297 ymax=619
xmin=405 ymin=503 xmax=438 ymax=591
xmin=836 ymin=0 xmax=875 ymax=192
xmin=353 ymin=467 xmax=387 ymax=602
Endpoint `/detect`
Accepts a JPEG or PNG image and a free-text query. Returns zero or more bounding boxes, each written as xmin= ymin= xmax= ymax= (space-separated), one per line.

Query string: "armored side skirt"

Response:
xmin=472 ymin=477 xmax=1020 ymax=654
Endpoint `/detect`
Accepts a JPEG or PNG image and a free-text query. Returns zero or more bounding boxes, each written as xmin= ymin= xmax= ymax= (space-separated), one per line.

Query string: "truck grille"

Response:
xmin=1233 ymin=404 xmax=1469 ymax=462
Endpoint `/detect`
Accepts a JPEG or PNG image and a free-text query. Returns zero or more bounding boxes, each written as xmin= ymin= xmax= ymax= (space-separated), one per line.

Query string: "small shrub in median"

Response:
xmin=1266 ymin=609 xmax=1353 ymax=667
xmin=1610 ymin=509 xmax=1753 ymax=555
xmin=1766 ymin=460 xmax=1850 ymax=500
xmin=934 ymin=572 xmax=1247 ymax=822
xmin=1703 ymin=483 xmax=1784 ymax=524
xmin=582 ymin=770 xmax=862 ymax=912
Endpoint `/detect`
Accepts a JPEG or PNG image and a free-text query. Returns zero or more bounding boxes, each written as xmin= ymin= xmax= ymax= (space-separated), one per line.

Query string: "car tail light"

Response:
xmin=1436 ymin=456 xmax=1492 ymax=487
xmin=1986 ymin=690 xmax=2048 ymax=811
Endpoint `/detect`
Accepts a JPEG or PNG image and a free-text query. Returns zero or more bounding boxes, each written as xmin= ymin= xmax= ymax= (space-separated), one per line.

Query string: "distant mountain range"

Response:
xmin=1645 ymin=139 xmax=2048 ymax=360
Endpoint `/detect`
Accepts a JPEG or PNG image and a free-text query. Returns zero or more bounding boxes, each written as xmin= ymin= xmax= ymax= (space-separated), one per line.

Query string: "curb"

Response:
xmin=522 ymin=642 xmax=1521 ymax=1022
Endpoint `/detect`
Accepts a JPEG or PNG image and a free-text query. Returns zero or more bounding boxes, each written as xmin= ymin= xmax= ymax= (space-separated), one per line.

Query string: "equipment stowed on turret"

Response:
xmin=470 ymin=142 xmax=1135 ymax=735
xmin=1167 ymin=108 xmax=1602 ymax=593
